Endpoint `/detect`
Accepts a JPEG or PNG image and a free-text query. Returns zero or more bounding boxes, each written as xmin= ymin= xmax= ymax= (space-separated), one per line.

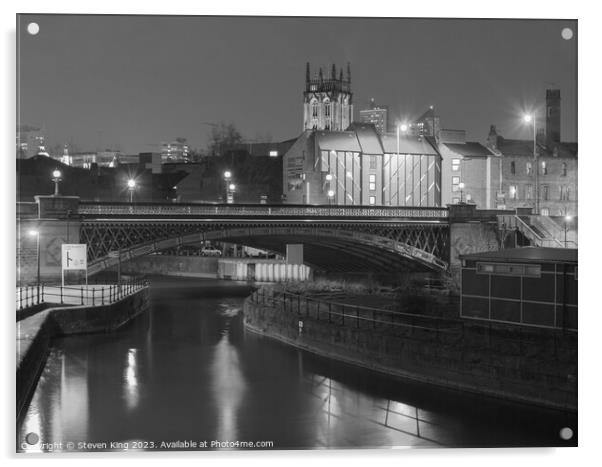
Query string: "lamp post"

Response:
xmin=52 ymin=169 xmax=62 ymax=195
xmin=459 ymin=182 xmax=465 ymax=203
xmin=127 ymin=179 xmax=136 ymax=203
xmin=223 ymin=170 xmax=232 ymax=203
xmin=227 ymin=183 xmax=236 ymax=204
xmin=327 ymin=190 xmax=335 ymax=205
xmin=29 ymin=229 xmax=40 ymax=297
xmin=523 ymin=114 xmax=539 ymax=214
xmin=396 ymin=123 xmax=408 ymax=157
xmin=564 ymin=215 xmax=572 ymax=248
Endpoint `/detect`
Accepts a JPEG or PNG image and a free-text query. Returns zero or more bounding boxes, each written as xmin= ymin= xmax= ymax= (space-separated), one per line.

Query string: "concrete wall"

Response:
xmin=120 ymin=255 xmax=219 ymax=278
xmin=244 ymin=293 xmax=576 ymax=411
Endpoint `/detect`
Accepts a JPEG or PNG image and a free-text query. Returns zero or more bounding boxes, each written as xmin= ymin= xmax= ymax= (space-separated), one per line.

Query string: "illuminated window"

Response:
xmin=452 ymin=176 xmax=460 ymax=192
xmin=525 ymin=184 xmax=533 ymax=200
xmin=312 ymin=101 xmax=319 ymax=118
xmin=509 ymin=185 xmax=517 ymax=199
xmin=269 ymin=150 xmax=278 ymax=157
xmin=369 ymin=174 xmax=376 ymax=191
xmin=541 ymin=161 xmax=548 ymax=175
xmin=452 ymin=197 xmax=460 ymax=204
xmin=477 ymin=262 xmax=541 ymax=278
xmin=369 ymin=196 xmax=376 ymax=205
xmin=526 ymin=162 xmax=532 ymax=175
xmin=452 ymin=159 xmax=460 ymax=171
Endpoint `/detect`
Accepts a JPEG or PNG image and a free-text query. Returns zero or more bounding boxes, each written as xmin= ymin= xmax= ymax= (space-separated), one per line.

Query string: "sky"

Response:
xmin=17 ymin=15 xmax=577 ymax=154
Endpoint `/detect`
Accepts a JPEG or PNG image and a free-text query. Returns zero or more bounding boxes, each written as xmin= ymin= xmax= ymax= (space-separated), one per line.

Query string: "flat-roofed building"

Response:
xmin=460 ymin=247 xmax=577 ymax=330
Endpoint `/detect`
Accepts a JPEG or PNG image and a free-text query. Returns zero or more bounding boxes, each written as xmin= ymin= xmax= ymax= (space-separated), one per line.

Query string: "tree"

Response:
xmin=207 ymin=122 xmax=243 ymax=157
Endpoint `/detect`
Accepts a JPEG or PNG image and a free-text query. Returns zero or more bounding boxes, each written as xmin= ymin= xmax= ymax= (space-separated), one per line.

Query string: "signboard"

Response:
xmin=61 ymin=244 xmax=87 ymax=270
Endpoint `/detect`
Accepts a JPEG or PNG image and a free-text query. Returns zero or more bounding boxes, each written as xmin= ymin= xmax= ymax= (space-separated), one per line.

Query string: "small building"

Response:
xmin=460 ymin=247 xmax=577 ymax=330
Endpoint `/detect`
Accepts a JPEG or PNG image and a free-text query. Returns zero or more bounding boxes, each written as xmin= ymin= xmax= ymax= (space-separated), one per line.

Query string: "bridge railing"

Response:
xmin=16 ymin=277 xmax=148 ymax=312
xmin=250 ymin=289 xmax=460 ymax=338
xmin=78 ymin=202 xmax=449 ymax=219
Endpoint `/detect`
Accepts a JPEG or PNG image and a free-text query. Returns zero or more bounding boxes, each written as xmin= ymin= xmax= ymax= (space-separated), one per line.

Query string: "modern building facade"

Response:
xmin=283 ymin=123 xmax=442 ymax=206
xmin=460 ymin=248 xmax=577 ymax=330
xmin=161 ymin=138 xmax=190 ymax=162
xmin=303 ymin=63 xmax=353 ymax=132
xmin=359 ymin=98 xmax=389 ymax=135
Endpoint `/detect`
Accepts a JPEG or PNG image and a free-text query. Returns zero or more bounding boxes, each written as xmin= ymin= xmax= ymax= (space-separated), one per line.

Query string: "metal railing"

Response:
xmin=250 ymin=289 xmax=460 ymax=337
xmin=78 ymin=202 xmax=450 ymax=219
xmin=499 ymin=214 xmax=563 ymax=248
xmin=16 ymin=277 xmax=148 ymax=311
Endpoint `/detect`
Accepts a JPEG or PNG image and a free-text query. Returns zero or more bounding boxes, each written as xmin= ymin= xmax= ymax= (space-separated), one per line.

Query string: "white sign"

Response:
xmin=62 ymin=244 xmax=87 ymax=270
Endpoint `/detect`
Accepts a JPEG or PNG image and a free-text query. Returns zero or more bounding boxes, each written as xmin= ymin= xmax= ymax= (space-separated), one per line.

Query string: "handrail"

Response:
xmin=77 ymin=202 xmax=450 ymax=219
xmin=16 ymin=278 xmax=149 ymax=312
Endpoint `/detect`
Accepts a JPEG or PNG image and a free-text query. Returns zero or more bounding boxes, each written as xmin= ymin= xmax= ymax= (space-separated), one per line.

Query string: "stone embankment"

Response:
xmin=243 ymin=288 xmax=577 ymax=411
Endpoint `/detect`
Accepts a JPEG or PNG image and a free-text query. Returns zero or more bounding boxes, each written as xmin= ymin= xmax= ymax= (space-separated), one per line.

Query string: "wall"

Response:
xmin=17 ymin=288 xmax=150 ymax=420
xmin=120 ymin=255 xmax=218 ymax=278
xmin=244 ymin=293 xmax=576 ymax=410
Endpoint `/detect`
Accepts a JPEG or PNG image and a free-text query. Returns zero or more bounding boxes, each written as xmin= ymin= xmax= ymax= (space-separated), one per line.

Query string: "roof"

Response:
xmin=496 ymin=137 xmax=578 ymax=159
xmin=380 ymin=134 xmax=439 ymax=155
xmin=443 ymin=142 xmax=495 ymax=158
xmin=415 ymin=107 xmax=435 ymax=122
xmin=352 ymin=124 xmax=384 ymax=154
xmin=315 ymin=131 xmax=362 ymax=152
xmin=460 ymin=247 xmax=577 ymax=264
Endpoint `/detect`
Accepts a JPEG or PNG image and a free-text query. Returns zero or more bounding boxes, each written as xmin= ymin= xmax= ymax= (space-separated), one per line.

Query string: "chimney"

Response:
xmin=546 ymin=89 xmax=561 ymax=144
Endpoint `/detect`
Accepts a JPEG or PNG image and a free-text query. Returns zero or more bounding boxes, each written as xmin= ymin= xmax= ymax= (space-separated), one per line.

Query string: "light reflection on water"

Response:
xmin=18 ymin=277 xmax=576 ymax=451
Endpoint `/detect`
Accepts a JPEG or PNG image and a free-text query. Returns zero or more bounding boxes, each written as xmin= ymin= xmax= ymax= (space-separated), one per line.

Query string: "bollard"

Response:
xmin=81 ymin=286 xmax=84 ymax=305
xmin=101 ymin=287 xmax=105 ymax=305
xmin=41 ymin=283 xmax=45 ymax=304
xmin=60 ymin=286 xmax=63 ymax=304
xmin=92 ymin=288 xmax=95 ymax=306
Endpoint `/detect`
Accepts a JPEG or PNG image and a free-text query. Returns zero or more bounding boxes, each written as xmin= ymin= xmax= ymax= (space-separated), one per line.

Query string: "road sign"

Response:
xmin=61 ymin=244 xmax=87 ymax=270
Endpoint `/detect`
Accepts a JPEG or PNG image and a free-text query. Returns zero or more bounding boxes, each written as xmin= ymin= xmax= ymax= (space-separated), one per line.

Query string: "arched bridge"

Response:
xmin=76 ymin=202 xmax=451 ymax=275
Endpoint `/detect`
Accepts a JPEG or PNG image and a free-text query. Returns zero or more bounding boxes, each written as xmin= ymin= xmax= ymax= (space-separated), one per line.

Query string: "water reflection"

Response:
xmin=124 ymin=349 xmax=139 ymax=411
xmin=17 ymin=277 xmax=576 ymax=451
xmin=211 ymin=304 xmax=246 ymax=442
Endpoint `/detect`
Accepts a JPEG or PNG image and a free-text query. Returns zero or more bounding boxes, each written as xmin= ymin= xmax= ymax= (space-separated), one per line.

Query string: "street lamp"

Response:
xmin=564 ymin=215 xmax=573 ymax=248
xmin=29 ymin=229 xmax=40 ymax=296
xmin=523 ymin=113 xmax=539 ymax=214
xmin=396 ymin=123 xmax=408 ymax=159
xmin=459 ymin=182 xmax=465 ymax=203
xmin=52 ymin=169 xmax=62 ymax=195
xmin=127 ymin=179 xmax=136 ymax=203
xmin=327 ymin=190 xmax=335 ymax=205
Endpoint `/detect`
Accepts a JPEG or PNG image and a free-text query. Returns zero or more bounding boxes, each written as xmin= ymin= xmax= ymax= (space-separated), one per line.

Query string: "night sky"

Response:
xmin=17 ymin=15 xmax=577 ymax=154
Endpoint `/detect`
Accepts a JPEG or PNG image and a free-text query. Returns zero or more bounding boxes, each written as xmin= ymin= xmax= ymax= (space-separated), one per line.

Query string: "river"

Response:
xmin=18 ymin=276 xmax=577 ymax=451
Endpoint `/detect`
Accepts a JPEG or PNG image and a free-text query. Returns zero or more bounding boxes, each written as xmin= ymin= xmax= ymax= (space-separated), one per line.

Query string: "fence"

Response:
xmin=250 ymin=289 xmax=460 ymax=338
xmin=16 ymin=277 xmax=148 ymax=311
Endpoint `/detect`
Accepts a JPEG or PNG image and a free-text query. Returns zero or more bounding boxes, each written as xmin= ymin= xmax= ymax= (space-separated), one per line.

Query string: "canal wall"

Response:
xmin=120 ymin=255 xmax=219 ymax=278
xmin=243 ymin=292 xmax=577 ymax=411
xmin=16 ymin=287 xmax=150 ymax=420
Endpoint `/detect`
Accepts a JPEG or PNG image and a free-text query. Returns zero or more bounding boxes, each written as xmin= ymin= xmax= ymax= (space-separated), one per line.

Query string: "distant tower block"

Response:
xmin=546 ymin=89 xmax=561 ymax=144
xmin=303 ymin=62 xmax=353 ymax=131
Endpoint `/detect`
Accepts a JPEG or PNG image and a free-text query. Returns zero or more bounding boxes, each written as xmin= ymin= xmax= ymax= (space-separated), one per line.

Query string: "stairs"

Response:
xmin=498 ymin=214 xmax=568 ymax=248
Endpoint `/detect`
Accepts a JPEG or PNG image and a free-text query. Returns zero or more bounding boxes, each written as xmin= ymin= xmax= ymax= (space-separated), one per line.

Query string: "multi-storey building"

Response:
xmin=359 ymin=98 xmax=389 ymax=135
xmin=486 ymin=89 xmax=577 ymax=217
xmin=283 ymin=123 xmax=441 ymax=206
xmin=161 ymin=137 xmax=190 ymax=162
xmin=438 ymin=129 xmax=500 ymax=208
xmin=302 ymin=63 xmax=353 ymax=132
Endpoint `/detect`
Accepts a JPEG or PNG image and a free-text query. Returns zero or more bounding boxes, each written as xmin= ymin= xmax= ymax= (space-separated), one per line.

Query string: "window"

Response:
xmin=541 ymin=207 xmax=550 ymax=216
xmin=526 ymin=162 xmax=532 ymax=175
xmin=452 ymin=197 xmax=460 ymax=204
xmin=541 ymin=161 xmax=548 ymax=175
xmin=452 ymin=159 xmax=460 ymax=172
xmin=466 ymin=194 xmax=472 ymax=201
xmin=369 ymin=156 xmax=377 ymax=169
xmin=369 ymin=196 xmax=376 ymax=205
xmin=542 ymin=185 xmax=549 ymax=200
xmin=452 ymin=176 xmax=460 ymax=192
xmin=311 ymin=101 xmax=319 ymax=118
xmin=565 ymin=187 xmax=570 ymax=201
xmin=562 ymin=162 xmax=567 ymax=176
xmin=509 ymin=185 xmax=517 ymax=200
xmin=369 ymin=174 xmax=376 ymax=191
xmin=510 ymin=161 xmax=516 ymax=175
xmin=525 ymin=184 xmax=533 ymax=200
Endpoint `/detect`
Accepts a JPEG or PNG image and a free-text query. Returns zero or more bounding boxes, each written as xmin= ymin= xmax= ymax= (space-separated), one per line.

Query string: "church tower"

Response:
xmin=303 ymin=62 xmax=353 ymax=131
